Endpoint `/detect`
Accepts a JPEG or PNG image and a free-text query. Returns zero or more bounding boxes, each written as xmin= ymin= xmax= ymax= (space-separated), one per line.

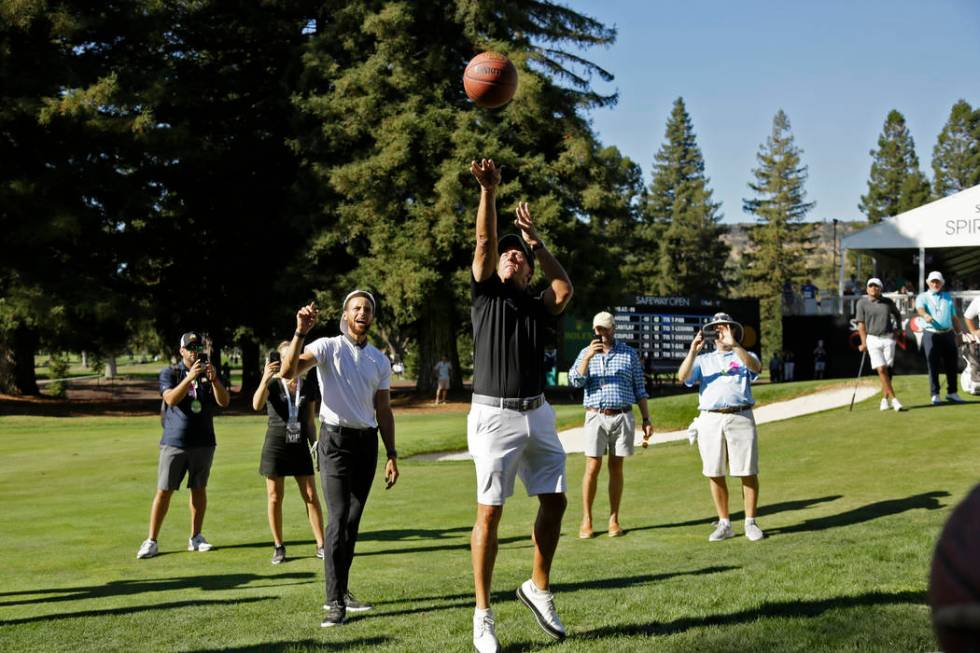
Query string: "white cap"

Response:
xmin=339 ymin=290 xmax=376 ymax=336
xmin=592 ymin=311 xmax=615 ymax=330
xmin=866 ymin=277 xmax=883 ymax=288
xmin=927 ymin=271 xmax=945 ymax=283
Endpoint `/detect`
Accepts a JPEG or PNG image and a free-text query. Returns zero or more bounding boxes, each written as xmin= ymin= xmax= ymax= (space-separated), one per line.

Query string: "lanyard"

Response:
xmin=280 ymin=377 xmax=301 ymax=424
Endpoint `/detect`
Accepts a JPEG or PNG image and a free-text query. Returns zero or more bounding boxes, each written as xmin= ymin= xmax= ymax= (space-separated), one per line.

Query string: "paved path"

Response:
xmin=420 ymin=384 xmax=880 ymax=462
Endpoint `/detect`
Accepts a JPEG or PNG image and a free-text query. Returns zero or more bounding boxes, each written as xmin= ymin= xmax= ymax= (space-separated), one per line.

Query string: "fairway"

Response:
xmin=0 ymin=375 xmax=976 ymax=652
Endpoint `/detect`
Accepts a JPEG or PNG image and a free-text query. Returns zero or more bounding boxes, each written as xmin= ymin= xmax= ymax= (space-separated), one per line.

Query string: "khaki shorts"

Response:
xmin=467 ymin=400 xmax=566 ymax=506
xmin=158 ymin=444 xmax=215 ymax=490
xmin=866 ymin=334 xmax=896 ymax=370
xmin=437 ymin=377 xmax=450 ymax=390
xmin=695 ymin=411 xmax=758 ymax=477
xmin=583 ymin=411 xmax=635 ymax=457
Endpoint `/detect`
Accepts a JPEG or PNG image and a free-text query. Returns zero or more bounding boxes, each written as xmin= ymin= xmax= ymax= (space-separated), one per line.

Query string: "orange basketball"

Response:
xmin=463 ymin=52 xmax=518 ymax=109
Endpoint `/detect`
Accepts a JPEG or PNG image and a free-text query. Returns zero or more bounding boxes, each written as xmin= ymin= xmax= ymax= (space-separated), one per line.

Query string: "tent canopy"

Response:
xmin=841 ymin=183 xmax=980 ymax=288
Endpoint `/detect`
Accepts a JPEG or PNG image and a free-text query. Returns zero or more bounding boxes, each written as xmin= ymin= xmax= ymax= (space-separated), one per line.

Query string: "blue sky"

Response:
xmin=566 ymin=0 xmax=980 ymax=223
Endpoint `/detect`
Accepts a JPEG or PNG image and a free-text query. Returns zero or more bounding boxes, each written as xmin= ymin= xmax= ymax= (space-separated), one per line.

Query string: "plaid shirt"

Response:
xmin=568 ymin=341 xmax=648 ymax=409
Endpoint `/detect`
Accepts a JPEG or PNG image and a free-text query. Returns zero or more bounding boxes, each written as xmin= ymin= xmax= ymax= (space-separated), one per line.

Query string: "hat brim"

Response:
xmin=498 ymin=234 xmax=534 ymax=270
xmin=704 ymin=320 xmax=744 ymax=343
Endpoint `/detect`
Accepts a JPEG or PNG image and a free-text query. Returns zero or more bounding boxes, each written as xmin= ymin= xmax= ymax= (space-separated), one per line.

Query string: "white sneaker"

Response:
xmin=947 ymin=393 xmax=966 ymax=404
xmin=891 ymin=397 xmax=903 ymax=412
xmin=188 ymin=533 xmax=212 ymax=551
xmin=744 ymin=520 xmax=765 ymax=542
xmin=879 ymin=398 xmax=889 ymax=411
xmin=473 ymin=609 xmax=501 ymax=653
xmin=708 ymin=521 xmax=735 ymax=542
xmin=136 ymin=539 xmax=158 ymax=559
xmin=516 ymin=579 xmax=566 ymax=641
xmin=931 ymin=395 xmax=942 ymax=406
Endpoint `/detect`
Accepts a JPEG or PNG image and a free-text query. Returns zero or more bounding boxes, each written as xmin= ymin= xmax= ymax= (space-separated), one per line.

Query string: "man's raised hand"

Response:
xmin=470 ymin=158 xmax=501 ymax=190
xmin=514 ymin=202 xmax=541 ymax=247
xmin=296 ymin=303 xmax=318 ymax=335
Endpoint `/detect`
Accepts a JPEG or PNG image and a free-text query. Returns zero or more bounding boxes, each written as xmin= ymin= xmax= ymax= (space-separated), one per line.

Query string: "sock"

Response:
xmin=745 ymin=518 xmax=756 ymax=525
xmin=718 ymin=518 xmax=730 ymax=527
xmin=475 ymin=607 xmax=492 ymax=618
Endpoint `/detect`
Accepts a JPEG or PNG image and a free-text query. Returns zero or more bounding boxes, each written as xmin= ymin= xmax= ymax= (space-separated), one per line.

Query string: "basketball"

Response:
xmin=463 ymin=52 xmax=518 ymax=109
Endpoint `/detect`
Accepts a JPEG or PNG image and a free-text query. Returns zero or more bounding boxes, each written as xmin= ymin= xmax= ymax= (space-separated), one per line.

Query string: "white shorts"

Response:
xmin=814 ymin=361 xmax=826 ymax=372
xmin=437 ymin=377 xmax=450 ymax=390
xmin=583 ymin=411 xmax=635 ymax=458
xmin=695 ymin=410 xmax=758 ymax=477
xmin=866 ymin=334 xmax=895 ymax=370
xmin=467 ymin=400 xmax=567 ymax=506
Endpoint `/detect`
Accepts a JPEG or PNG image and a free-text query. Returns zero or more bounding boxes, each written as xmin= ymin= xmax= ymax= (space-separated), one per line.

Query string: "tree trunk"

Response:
xmin=104 ymin=355 xmax=118 ymax=379
xmin=239 ymin=339 xmax=261 ymax=398
xmin=8 ymin=326 xmax=40 ymax=395
xmin=414 ymin=289 xmax=459 ymax=393
xmin=81 ymin=350 xmax=88 ymax=368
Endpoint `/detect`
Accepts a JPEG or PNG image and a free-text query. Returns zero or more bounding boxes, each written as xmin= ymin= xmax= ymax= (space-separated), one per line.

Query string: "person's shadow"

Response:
xmin=627 ymin=495 xmax=843 ymax=533
xmin=0 ymin=572 xmax=314 ymax=608
xmin=767 ymin=491 xmax=948 ymax=535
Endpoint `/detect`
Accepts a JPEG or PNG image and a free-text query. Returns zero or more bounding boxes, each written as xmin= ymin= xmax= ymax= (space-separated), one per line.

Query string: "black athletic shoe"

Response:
xmin=271 ymin=545 xmax=286 ymax=565
xmin=320 ymin=601 xmax=346 ymax=628
xmin=344 ymin=591 xmax=373 ymax=613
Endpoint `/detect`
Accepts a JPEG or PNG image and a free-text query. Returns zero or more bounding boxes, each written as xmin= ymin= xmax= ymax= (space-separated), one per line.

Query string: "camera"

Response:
xmin=196 ymin=352 xmax=210 ymax=382
xmin=268 ymin=350 xmax=281 ymax=364
xmin=702 ymin=326 xmax=718 ymax=342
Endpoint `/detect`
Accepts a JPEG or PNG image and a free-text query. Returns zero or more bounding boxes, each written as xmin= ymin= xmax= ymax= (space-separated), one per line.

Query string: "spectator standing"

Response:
xmin=136 ymin=332 xmax=230 ymax=559
xmin=915 ymin=271 xmax=966 ymax=405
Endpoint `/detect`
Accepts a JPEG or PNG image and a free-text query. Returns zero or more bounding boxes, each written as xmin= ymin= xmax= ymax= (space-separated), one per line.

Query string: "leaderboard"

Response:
xmin=611 ymin=296 xmax=761 ymax=365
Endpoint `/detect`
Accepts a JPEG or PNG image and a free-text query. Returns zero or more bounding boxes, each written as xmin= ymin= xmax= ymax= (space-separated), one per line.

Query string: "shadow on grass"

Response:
xmin=356 ymin=534 xmax=528 ymax=557
xmin=769 ymin=491 xmax=949 ymax=535
xmin=629 ymin=495 xmax=843 ymax=532
xmin=904 ymin=400 xmax=977 ymax=411
xmin=0 ymin=572 xmax=314 ymax=607
xmin=374 ymin=566 xmax=738 ymax=617
xmin=187 ymin=636 xmax=391 ymax=652
xmin=0 ymin=596 xmax=273 ymax=627
xmin=358 ymin=525 xmax=472 ymax=542
xmin=574 ymin=589 xmax=926 ymax=640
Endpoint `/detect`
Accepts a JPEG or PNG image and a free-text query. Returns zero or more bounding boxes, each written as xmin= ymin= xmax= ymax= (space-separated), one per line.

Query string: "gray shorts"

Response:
xmin=158 ymin=445 xmax=215 ymax=491
xmin=583 ymin=410 xmax=636 ymax=458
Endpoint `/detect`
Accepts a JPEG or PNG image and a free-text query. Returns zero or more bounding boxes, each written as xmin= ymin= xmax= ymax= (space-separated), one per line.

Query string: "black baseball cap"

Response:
xmin=180 ymin=332 xmax=202 ymax=348
xmin=498 ymin=234 xmax=535 ymax=271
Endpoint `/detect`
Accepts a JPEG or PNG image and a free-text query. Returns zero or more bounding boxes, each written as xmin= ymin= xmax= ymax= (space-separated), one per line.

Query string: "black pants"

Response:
xmin=922 ymin=331 xmax=958 ymax=396
xmin=318 ymin=424 xmax=378 ymax=604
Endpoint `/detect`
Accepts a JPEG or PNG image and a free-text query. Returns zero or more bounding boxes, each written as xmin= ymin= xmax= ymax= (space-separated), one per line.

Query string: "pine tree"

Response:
xmin=859 ymin=110 xmax=931 ymax=222
xmin=294 ymin=1 xmax=627 ymax=391
xmin=932 ymin=99 xmax=980 ymax=197
xmin=636 ymin=97 xmax=727 ymax=297
xmin=742 ymin=110 xmax=815 ymax=359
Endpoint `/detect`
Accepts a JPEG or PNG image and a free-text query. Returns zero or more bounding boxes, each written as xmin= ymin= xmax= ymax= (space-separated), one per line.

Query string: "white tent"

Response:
xmin=840 ymin=183 xmax=980 ymax=295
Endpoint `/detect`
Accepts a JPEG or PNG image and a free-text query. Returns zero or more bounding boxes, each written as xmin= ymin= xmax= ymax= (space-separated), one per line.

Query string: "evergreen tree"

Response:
xmin=294 ymin=1 xmax=627 ymax=391
xmin=932 ymin=99 xmax=980 ymax=197
xmin=859 ymin=109 xmax=931 ymax=222
xmin=742 ymin=110 xmax=815 ymax=359
xmin=636 ymin=97 xmax=727 ymax=297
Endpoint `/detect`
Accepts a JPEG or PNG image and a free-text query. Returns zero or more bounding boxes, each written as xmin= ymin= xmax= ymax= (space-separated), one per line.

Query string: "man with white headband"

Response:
xmin=281 ymin=290 xmax=399 ymax=628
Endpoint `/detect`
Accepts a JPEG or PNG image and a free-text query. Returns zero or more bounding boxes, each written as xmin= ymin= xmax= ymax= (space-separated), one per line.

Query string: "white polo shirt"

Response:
xmin=305 ymin=335 xmax=391 ymax=429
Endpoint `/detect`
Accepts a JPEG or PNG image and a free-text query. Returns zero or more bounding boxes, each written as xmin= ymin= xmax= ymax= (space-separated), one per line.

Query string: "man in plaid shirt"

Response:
xmin=568 ymin=311 xmax=652 ymax=539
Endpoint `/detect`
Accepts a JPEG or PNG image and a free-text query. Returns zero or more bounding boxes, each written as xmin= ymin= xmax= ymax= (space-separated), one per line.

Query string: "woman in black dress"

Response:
xmin=252 ymin=342 xmax=325 ymax=564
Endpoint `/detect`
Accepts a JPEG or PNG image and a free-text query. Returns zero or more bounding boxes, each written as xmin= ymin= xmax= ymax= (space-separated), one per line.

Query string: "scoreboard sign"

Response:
xmin=613 ymin=296 xmax=761 ymax=366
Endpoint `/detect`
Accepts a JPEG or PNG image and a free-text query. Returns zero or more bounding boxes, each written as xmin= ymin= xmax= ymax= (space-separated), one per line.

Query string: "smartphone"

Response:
xmin=269 ymin=350 xmax=281 ymax=364
xmin=197 ymin=352 xmax=209 ymax=365
xmin=592 ymin=332 xmax=602 ymax=343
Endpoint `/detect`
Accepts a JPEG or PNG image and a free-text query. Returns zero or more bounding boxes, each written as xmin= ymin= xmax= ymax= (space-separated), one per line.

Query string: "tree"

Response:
xmin=742 ymin=110 xmax=815 ymax=358
xmin=636 ymin=97 xmax=727 ymax=297
xmin=294 ymin=1 xmax=626 ymax=392
xmin=932 ymin=99 xmax=980 ymax=197
xmin=859 ymin=109 xmax=931 ymax=222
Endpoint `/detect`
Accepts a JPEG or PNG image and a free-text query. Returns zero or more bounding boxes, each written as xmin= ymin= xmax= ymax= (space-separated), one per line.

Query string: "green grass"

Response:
xmin=0 ymin=374 xmax=975 ymax=651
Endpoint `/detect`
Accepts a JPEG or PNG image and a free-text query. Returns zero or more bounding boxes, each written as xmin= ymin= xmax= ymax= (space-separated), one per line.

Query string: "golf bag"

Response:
xmin=959 ymin=341 xmax=980 ymax=396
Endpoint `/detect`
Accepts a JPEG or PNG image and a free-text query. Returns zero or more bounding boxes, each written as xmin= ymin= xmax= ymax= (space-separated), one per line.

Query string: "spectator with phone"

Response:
xmin=136 ymin=332 xmax=230 ymax=559
xmin=568 ymin=311 xmax=652 ymax=539
xmin=251 ymin=342 xmax=325 ymax=565
xmin=280 ymin=291 xmax=399 ymax=628
xmin=676 ymin=313 xmax=765 ymax=543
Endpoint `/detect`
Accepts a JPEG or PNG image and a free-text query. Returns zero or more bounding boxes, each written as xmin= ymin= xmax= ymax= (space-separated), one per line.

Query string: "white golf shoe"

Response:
xmin=931 ymin=395 xmax=942 ymax=406
xmin=188 ymin=533 xmax=212 ymax=551
xmin=744 ymin=520 xmax=765 ymax=541
xmin=136 ymin=539 xmax=158 ymax=559
xmin=891 ymin=397 xmax=903 ymax=412
xmin=517 ymin=579 xmax=566 ymax=641
xmin=708 ymin=521 xmax=735 ymax=542
xmin=473 ymin=609 xmax=501 ymax=653
xmin=947 ymin=393 xmax=966 ymax=404
xmin=879 ymin=398 xmax=889 ymax=411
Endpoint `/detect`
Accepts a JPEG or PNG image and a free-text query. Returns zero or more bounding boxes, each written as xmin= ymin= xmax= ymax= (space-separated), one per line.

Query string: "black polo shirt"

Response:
xmin=471 ymin=273 xmax=550 ymax=398
xmin=159 ymin=362 xmax=217 ymax=448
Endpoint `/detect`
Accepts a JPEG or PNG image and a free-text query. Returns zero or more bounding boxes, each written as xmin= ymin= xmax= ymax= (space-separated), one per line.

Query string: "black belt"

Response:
xmin=706 ymin=406 xmax=752 ymax=414
xmin=587 ymin=407 xmax=631 ymax=416
xmin=472 ymin=393 xmax=543 ymax=412
xmin=321 ymin=424 xmax=377 ymax=436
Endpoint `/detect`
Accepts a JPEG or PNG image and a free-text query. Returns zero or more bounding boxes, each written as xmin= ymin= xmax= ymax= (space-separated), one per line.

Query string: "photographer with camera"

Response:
xmin=137 ymin=332 xmax=229 ymax=559
xmin=568 ymin=311 xmax=652 ymax=540
xmin=676 ymin=313 xmax=765 ymax=543
xmin=251 ymin=342 xmax=325 ymax=565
